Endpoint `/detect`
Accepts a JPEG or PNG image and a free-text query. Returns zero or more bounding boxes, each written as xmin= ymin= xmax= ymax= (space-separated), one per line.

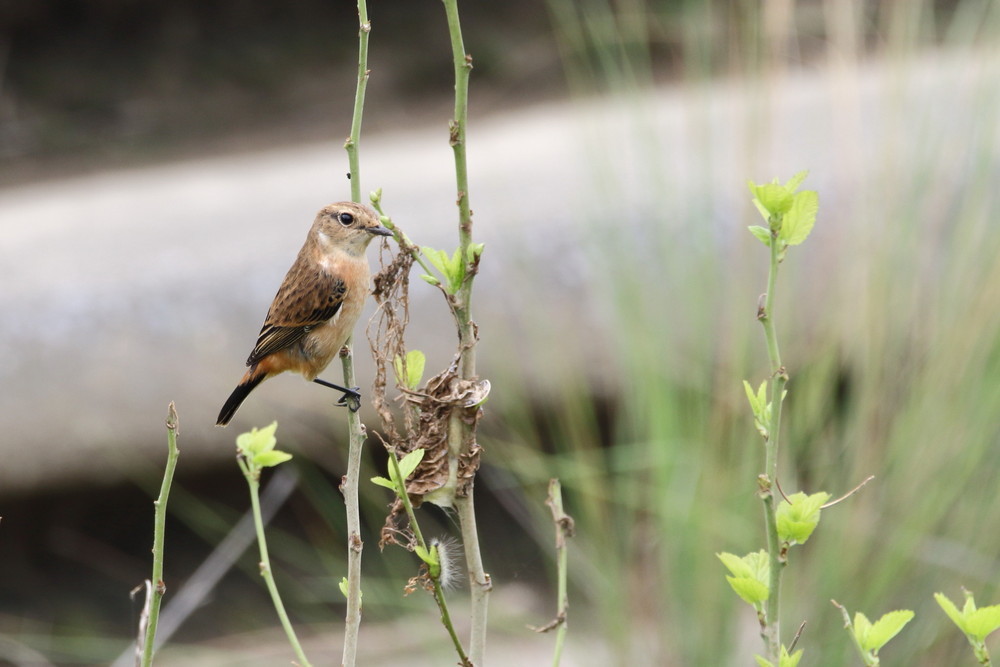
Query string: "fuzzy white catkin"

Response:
xmin=430 ymin=536 xmax=463 ymax=591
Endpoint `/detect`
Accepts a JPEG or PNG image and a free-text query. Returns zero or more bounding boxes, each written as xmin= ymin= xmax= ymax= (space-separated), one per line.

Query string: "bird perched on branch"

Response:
xmin=217 ymin=202 xmax=392 ymax=426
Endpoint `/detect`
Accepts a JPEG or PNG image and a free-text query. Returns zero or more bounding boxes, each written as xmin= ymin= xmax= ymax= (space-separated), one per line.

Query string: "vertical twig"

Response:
xmin=440 ymin=1 xmax=491 ymax=662
xmin=758 ymin=225 xmax=789 ymax=661
xmin=238 ymin=456 xmax=312 ymax=667
xmin=345 ymin=0 xmax=371 ymax=202
xmin=139 ymin=402 xmax=180 ymax=667
xmin=533 ymin=479 xmax=574 ymax=666
xmin=341 ymin=2 xmax=372 ymax=665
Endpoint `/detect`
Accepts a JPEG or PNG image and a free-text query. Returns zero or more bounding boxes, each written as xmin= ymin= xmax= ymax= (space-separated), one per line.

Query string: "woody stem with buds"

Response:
xmin=340 ymin=2 xmax=372 ymax=666
xmin=440 ymin=1 xmax=491 ymax=664
xmin=758 ymin=225 xmax=788 ymax=661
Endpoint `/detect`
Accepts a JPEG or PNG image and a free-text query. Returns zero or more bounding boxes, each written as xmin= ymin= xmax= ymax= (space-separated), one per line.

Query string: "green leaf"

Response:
xmin=428 ymin=543 xmax=442 ymax=579
xmin=236 ymin=421 xmax=278 ymax=456
xmin=935 ymin=590 xmax=1000 ymax=642
xmin=754 ymin=647 xmax=803 ymax=667
xmin=717 ymin=551 xmax=752 ymax=578
xmin=413 ymin=544 xmax=441 ymax=579
xmin=965 ymin=604 xmax=1000 ymax=642
xmin=421 ymin=246 xmax=450 ymax=274
xmin=420 ymin=273 xmax=441 ymax=287
xmin=861 ymin=609 xmax=915 ymax=652
xmin=338 ymin=576 xmax=361 ymax=601
xmin=853 ymin=611 xmax=873 ymax=647
xmin=784 ymin=170 xmax=809 ymax=192
xmin=421 ymin=246 xmax=466 ymax=293
xmin=743 ymin=380 xmax=759 ymax=411
xmin=415 ymin=543 xmax=441 ymax=578
xmin=397 ymin=448 xmax=425 ymax=481
xmin=749 ymin=181 xmax=794 ymax=220
xmin=776 ymin=491 xmax=831 ymax=545
xmin=743 ymin=380 xmax=770 ymax=438
xmin=467 ymin=242 xmax=485 ymax=263
xmin=936 ymin=592 xmax=967 ymax=634
xmin=749 ymin=225 xmax=772 ymax=246
xmin=934 ymin=591 xmax=1000 ymax=644
xmin=414 ymin=544 xmax=433 ymax=565
xmin=781 ymin=190 xmax=818 ymax=246
xmin=447 ymin=248 xmax=466 ymax=292
xmin=252 ymin=450 xmax=292 ymax=467
xmin=779 ymin=647 xmax=803 ymax=667
xmin=371 ymin=476 xmax=396 ymax=490
xmin=727 ymin=576 xmax=770 ymax=606
xmin=718 ymin=551 xmax=770 ymax=605
xmin=394 ymin=350 xmax=426 ymax=390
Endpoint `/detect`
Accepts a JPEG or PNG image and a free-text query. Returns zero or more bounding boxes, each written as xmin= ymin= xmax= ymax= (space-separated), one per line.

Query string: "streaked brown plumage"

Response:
xmin=217 ymin=201 xmax=391 ymax=426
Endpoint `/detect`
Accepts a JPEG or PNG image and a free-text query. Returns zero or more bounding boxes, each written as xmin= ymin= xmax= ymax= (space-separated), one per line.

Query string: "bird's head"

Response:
xmin=312 ymin=201 xmax=393 ymax=255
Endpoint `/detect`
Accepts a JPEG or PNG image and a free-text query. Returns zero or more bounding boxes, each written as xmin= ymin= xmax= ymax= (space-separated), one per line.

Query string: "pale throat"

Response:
xmin=312 ymin=238 xmax=369 ymax=282
xmin=316 ymin=230 xmax=366 ymax=259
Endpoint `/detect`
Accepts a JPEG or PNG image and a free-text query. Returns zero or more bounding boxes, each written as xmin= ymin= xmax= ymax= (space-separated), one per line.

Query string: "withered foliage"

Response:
xmin=368 ymin=241 xmax=487 ymax=549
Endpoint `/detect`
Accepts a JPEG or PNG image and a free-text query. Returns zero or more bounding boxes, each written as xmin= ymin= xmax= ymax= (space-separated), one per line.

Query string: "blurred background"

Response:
xmin=2 ymin=0 xmax=999 ymax=664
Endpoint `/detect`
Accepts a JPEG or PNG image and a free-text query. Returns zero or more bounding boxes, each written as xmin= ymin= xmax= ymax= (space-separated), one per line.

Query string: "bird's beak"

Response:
xmin=368 ymin=225 xmax=393 ymax=237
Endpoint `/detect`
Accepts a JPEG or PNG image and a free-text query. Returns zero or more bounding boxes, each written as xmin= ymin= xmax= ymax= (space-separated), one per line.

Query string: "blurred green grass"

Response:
xmin=483 ymin=1 xmax=1000 ymax=664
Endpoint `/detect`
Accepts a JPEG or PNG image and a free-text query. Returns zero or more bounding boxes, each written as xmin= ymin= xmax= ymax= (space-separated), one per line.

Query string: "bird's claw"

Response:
xmin=336 ymin=387 xmax=362 ymax=413
xmin=313 ymin=378 xmax=362 ymax=412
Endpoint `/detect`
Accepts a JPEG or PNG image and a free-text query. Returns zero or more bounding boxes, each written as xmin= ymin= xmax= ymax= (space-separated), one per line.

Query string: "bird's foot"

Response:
xmin=313 ymin=378 xmax=362 ymax=413
xmin=337 ymin=387 xmax=362 ymax=413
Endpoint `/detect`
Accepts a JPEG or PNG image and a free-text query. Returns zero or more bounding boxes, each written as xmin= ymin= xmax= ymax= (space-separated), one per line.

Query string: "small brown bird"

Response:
xmin=216 ymin=202 xmax=392 ymax=426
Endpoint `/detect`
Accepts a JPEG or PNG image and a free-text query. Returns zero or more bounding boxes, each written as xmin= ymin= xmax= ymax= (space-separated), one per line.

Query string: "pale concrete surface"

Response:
xmin=0 ymin=50 xmax=994 ymax=493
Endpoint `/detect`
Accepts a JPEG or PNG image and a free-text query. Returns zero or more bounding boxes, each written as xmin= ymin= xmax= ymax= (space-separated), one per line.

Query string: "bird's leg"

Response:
xmin=313 ymin=378 xmax=362 ymax=413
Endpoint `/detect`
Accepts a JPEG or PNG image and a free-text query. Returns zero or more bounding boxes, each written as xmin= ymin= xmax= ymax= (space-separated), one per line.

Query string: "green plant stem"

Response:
xmin=974 ymin=642 xmax=992 ymax=666
xmin=832 ymin=601 xmax=877 ymax=666
xmin=442 ymin=0 xmax=474 ymax=262
xmin=340 ymin=348 xmax=365 ymax=667
xmin=345 ymin=0 xmax=371 ymax=204
xmin=386 ymin=452 xmax=471 ymax=666
xmin=759 ymin=231 xmax=788 ymax=661
xmin=140 ymin=402 xmax=180 ymax=667
xmin=546 ymin=479 xmax=571 ymax=667
xmin=340 ymin=3 xmax=372 ymax=665
xmin=454 ymin=488 xmax=488 ymax=664
xmin=440 ymin=2 xmax=491 ymax=663
xmin=239 ymin=459 xmax=313 ymax=667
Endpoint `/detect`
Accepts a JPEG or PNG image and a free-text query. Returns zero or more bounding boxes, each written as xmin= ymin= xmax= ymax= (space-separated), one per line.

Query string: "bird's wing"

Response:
xmin=246 ymin=266 xmax=348 ymax=366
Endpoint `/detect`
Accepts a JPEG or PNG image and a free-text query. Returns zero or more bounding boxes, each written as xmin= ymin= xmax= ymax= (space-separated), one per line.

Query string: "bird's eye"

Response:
xmin=338 ymin=212 xmax=354 ymax=226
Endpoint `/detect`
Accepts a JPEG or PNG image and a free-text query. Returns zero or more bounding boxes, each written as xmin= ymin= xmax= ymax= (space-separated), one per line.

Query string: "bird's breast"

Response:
xmin=297 ymin=260 xmax=370 ymax=379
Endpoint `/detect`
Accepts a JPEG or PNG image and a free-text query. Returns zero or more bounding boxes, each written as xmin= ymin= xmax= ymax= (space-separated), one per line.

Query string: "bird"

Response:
xmin=216 ymin=201 xmax=392 ymax=426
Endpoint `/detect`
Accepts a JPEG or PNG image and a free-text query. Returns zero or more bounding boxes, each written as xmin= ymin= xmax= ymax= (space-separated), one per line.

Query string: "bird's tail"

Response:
xmin=216 ymin=368 xmax=267 ymax=426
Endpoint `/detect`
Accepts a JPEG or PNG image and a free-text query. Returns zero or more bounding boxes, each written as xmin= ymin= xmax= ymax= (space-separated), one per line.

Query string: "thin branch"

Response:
xmin=788 ymin=620 xmax=806 ymax=653
xmin=758 ymin=230 xmax=788 ymax=661
xmin=439 ymin=2 xmax=490 ymax=663
xmin=822 ymin=475 xmax=875 ymax=509
xmin=239 ymin=457 xmax=312 ymax=667
xmin=341 ymin=2 xmax=373 ymax=664
xmin=529 ymin=479 xmax=574 ymax=667
xmin=139 ymin=402 xmax=180 ymax=667
xmin=774 ymin=477 xmax=791 ymax=503
xmin=345 ymin=0 xmax=372 ymax=204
